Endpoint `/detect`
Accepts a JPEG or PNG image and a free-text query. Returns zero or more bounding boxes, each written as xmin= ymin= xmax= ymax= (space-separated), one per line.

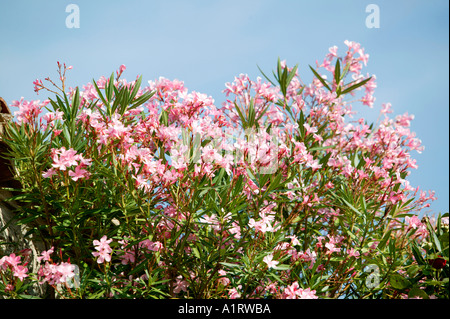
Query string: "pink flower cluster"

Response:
xmin=43 ymin=146 xmax=92 ymax=181
xmin=92 ymin=236 xmax=113 ymax=264
xmin=0 ymin=248 xmax=77 ymax=293
xmin=117 ymin=237 xmax=163 ymax=265
xmin=36 ymin=247 xmax=77 ymax=286
xmin=0 ymin=252 xmax=29 ymax=281
xmin=11 ymin=98 xmax=48 ymax=125
xmin=282 ymin=282 xmax=318 ymax=299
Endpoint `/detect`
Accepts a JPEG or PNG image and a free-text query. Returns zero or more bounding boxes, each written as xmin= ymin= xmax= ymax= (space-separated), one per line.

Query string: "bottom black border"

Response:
xmin=2 ymin=299 xmax=448 ymax=317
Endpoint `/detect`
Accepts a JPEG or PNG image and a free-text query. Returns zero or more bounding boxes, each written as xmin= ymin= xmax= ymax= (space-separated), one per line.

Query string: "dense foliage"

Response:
xmin=1 ymin=41 xmax=448 ymax=299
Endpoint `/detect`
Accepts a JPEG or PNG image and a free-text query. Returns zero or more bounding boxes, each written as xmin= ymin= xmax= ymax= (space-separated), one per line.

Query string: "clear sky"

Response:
xmin=0 ymin=0 xmax=448 ymax=215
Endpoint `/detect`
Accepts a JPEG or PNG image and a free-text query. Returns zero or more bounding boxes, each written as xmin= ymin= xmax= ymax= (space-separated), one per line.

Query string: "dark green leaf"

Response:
xmin=309 ymin=65 xmax=331 ymax=91
xmin=257 ymin=64 xmax=276 ymax=86
xmin=334 ymin=59 xmax=341 ymax=85
xmin=341 ymin=76 xmax=372 ymax=95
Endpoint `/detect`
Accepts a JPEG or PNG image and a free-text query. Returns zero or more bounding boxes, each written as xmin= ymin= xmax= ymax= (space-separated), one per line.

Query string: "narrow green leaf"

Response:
xmin=341 ymin=76 xmax=372 ymax=95
xmin=234 ymin=102 xmax=247 ymax=128
xmin=220 ymin=262 xmax=242 ymax=269
xmin=334 ymin=59 xmax=341 ymax=85
xmin=92 ymin=79 xmax=109 ymax=109
xmin=378 ymin=229 xmax=392 ymax=251
xmin=286 ymin=64 xmax=299 ymax=89
xmin=341 ymin=198 xmax=362 ymax=216
xmin=309 ymin=65 xmax=331 ymax=91
xmin=273 ymin=264 xmax=290 ymax=271
xmin=308 ymin=145 xmax=335 ymax=152
xmin=257 ymin=64 xmax=276 ymax=86
xmin=277 ymin=57 xmax=282 ymax=82
xmin=411 ymin=242 xmax=426 ymax=265
xmin=70 ymin=87 xmax=80 ymax=121
xmin=247 ymin=97 xmax=256 ymax=127
xmin=129 ymin=75 xmax=143 ymax=103
xmin=131 ymin=90 xmax=155 ymax=108
xmin=106 ymin=73 xmax=115 ymax=102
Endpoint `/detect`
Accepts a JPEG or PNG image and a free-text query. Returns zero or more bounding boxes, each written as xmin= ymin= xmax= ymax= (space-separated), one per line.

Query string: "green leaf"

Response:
xmin=92 ymin=79 xmax=109 ymax=109
xmin=309 ymin=65 xmax=331 ymax=91
xmin=341 ymin=76 xmax=372 ymax=95
xmin=334 ymin=58 xmax=341 ymax=85
xmin=234 ymin=102 xmax=247 ymax=128
xmin=159 ymin=109 xmax=168 ymax=126
xmin=129 ymin=75 xmax=143 ymax=103
xmin=286 ymin=64 xmax=299 ymax=90
xmin=220 ymin=262 xmax=242 ymax=269
xmin=106 ymin=73 xmax=115 ymax=102
xmin=257 ymin=64 xmax=276 ymax=86
xmin=424 ymin=278 xmax=449 ymax=286
xmin=273 ymin=264 xmax=290 ymax=271
xmin=130 ymin=90 xmax=155 ymax=108
xmin=192 ymin=246 xmax=201 ymax=259
xmin=408 ymin=287 xmax=429 ymax=299
xmin=308 ymin=145 xmax=335 ymax=152
xmin=341 ymin=198 xmax=362 ymax=216
xmin=389 ymin=274 xmax=410 ymax=290
xmin=71 ymin=87 xmax=80 ymax=120
xmin=276 ymin=57 xmax=282 ymax=82
xmin=439 ymin=233 xmax=449 ymax=250
xmin=247 ymin=97 xmax=256 ymax=127
xmin=377 ymin=229 xmax=392 ymax=251
xmin=263 ymin=172 xmax=283 ymax=196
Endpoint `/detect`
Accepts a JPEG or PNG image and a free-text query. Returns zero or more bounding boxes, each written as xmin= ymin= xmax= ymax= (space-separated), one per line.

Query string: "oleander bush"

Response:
xmin=1 ymin=41 xmax=448 ymax=299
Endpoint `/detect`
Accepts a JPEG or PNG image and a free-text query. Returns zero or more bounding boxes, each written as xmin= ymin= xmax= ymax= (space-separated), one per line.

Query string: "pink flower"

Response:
xmin=13 ymin=265 xmax=28 ymax=281
xmin=12 ymin=98 xmax=44 ymax=124
xmin=42 ymin=168 xmax=57 ymax=178
xmin=283 ymin=282 xmax=301 ymax=299
xmin=298 ymin=249 xmax=317 ymax=269
xmin=51 ymin=147 xmax=79 ymax=171
xmin=117 ymin=64 xmax=126 ymax=77
xmin=218 ymin=270 xmax=230 ymax=286
xmin=93 ymin=235 xmax=112 ymax=251
xmin=92 ymin=236 xmax=113 ymax=264
xmin=173 ymin=275 xmax=189 ymax=294
xmin=348 ymin=248 xmax=360 ymax=258
xmin=381 ymin=102 xmax=393 ymax=114
xmin=328 ymin=45 xmax=338 ymax=58
xmin=303 ymin=123 xmax=318 ymax=136
xmin=5 ymin=253 xmax=21 ymax=268
xmin=263 ymin=254 xmax=279 ymax=269
xmin=228 ymin=222 xmax=241 ymax=239
xmin=33 ymin=79 xmax=44 ymax=94
xmin=92 ymin=249 xmax=112 ymax=264
xmin=405 ymin=215 xmax=422 ymax=229
xmin=69 ymin=165 xmax=90 ymax=181
xmin=297 ymin=287 xmax=318 ymax=299
xmin=325 ymin=242 xmax=341 ymax=255
xmin=228 ymin=285 xmax=242 ymax=299
xmin=37 ymin=247 xmax=54 ymax=262
xmin=56 ymin=262 xmax=76 ymax=283
xmin=283 ymin=282 xmax=318 ymax=299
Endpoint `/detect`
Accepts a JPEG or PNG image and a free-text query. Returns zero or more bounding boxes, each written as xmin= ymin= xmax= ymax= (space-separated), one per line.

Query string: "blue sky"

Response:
xmin=0 ymin=0 xmax=448 ymax=215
